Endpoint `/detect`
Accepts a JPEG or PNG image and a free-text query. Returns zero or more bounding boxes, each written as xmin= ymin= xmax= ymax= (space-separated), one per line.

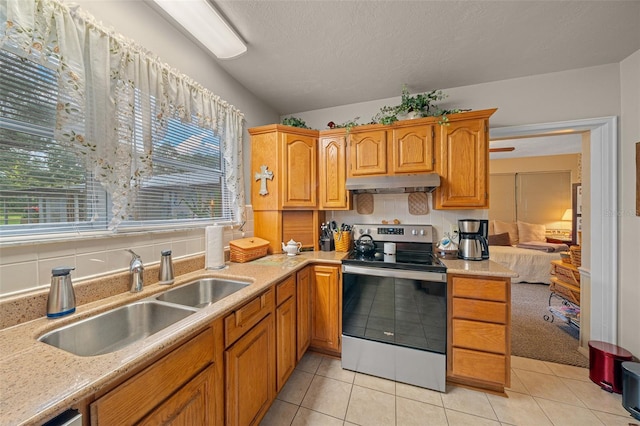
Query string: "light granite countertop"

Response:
xmin=0 ymin=251 xmax=343 ymax=426
xmin=440 ymin=258 xmax=519 ymax=278
xmin=0 ymin=251 xmax=515 ymax=425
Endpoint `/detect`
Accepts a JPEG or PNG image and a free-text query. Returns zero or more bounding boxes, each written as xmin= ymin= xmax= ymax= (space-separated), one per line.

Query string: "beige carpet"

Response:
xmin=511 ymin=282 xmax=589 ymax=368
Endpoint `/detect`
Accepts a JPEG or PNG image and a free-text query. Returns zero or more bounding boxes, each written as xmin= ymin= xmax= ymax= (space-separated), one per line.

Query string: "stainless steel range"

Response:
xmin=341 ymin=224 xmax=447 ymax=392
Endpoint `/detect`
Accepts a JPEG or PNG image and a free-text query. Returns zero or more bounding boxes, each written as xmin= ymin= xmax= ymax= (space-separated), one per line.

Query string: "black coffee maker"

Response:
xmin=458 ymin=219 xmax=489 ymax=260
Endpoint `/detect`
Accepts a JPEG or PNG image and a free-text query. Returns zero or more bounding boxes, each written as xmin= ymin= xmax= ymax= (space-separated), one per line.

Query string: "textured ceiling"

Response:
xmin=207 ymin=0 xmax=640 ymax=115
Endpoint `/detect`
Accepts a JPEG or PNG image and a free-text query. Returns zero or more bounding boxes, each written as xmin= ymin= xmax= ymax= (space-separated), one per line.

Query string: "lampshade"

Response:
xmin=561 ymin=208 xmax=573 ymax=221
xmin=152 ymin=0 xmax=246 ymax=59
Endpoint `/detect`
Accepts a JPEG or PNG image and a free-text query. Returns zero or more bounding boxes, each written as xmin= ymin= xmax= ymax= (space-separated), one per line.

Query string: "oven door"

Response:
xmin=342 ymin=265 xmax=447 ymax=354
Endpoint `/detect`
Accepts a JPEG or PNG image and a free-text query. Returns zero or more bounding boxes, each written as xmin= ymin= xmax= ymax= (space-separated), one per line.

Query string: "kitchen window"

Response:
xmin=0 ymin=47 xmax=232 ymax=238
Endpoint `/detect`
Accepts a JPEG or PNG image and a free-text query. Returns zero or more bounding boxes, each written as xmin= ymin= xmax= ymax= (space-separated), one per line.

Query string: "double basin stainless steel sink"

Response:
xmin=38 ymin=278 xmax=250 ymax=357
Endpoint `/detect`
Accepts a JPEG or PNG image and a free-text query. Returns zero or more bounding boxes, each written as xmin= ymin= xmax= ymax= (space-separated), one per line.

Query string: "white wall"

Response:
xmin=618 ymin=49 xmax=640 ymax=356
xmin=286 ymin=64 xmax=621 ymax=131
xmin=303 ymin=64 xmax=622 ymax=272
xmin=0 ymin=0 xmax=275 ymax=297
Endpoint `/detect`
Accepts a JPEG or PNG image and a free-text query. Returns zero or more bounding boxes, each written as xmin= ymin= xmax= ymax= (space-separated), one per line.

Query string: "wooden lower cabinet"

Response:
xmin=225 ymin=314 xmax=275 ymax=426
xmin=90 ymin=328 xmax=215 ymax=425
xmin=139 ymin=365 xmax=215 ymax=425
xmin=310 ymin=264 xmax=341 ymax=355
xmin=276 ymin=275 xmax=297 ymax=391
xmin=296 ymin=266 xmax=312 ymax=361
xmin=447 ymin=274 xmax=511 ymax=393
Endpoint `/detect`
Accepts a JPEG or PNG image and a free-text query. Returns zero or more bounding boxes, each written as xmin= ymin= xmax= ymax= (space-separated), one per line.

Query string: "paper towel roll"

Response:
xmin=205 ymin=225 xmax=226 ymax=269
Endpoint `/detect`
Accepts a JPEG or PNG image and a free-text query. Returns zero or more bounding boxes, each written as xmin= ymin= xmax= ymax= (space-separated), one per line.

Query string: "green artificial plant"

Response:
xmin=281 ymin=116 xmax=311 ymax=129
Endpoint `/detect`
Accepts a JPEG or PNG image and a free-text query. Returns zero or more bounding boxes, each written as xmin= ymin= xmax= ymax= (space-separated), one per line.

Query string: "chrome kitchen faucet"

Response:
xmin=126 ymin=249 xmax=144 ymax=293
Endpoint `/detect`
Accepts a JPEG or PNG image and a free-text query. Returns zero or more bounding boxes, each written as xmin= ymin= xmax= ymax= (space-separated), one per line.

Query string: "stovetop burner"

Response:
xmin=342 ymin=224 xmax=447 ymax=273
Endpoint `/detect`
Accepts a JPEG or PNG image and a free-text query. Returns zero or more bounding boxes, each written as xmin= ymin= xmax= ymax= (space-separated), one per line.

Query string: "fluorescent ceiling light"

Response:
xmin=152 ymin=0 xmax=246 ymax=59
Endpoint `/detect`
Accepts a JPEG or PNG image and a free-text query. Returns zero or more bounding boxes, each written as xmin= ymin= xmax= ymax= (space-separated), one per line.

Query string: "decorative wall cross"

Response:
xmin=255 ymin=165 xmax=274 ymax=196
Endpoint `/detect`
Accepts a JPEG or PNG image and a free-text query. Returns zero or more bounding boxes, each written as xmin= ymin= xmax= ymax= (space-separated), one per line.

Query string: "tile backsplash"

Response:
xmin=0 ymin=207 xmax=255 ymax=298
xmin=325 ymin=193 xmax=487 ymax=243
xmin=0 ymin=196 xmax=485 ymax=298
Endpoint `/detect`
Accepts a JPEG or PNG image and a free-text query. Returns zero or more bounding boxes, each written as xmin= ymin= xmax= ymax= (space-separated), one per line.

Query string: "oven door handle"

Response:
xmin=342 ymin=265 xmax=446 ymax=283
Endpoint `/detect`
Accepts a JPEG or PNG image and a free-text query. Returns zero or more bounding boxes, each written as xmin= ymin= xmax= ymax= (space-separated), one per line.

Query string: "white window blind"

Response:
xmin=0 ymin=48 xmax=106 ymax=235
xmin=122 ymin=100 xmax=232 ymax=226
xmin=516 ymin=171 xmax=571 ymax=224
xmin=0 ymin=47 xmax=233 ymax=238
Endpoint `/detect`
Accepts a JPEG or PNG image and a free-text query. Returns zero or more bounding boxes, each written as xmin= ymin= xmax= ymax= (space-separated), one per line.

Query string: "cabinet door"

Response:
xmin=139 ymin=365 xmax=214 ymax=426
xmin=435 ymin=118 xmax=489 ymax=209
xmin=276 ymin=296 xmax=297 ymax=391
xmin=225 ymin=314 xmax=275 ymax=426
xmin=319 ymin=134 xmax=350 ymax=209
xmin=348 ymin=129 xmax=387 ymax=177
xmin=310 ymin=264 xmax=341 ymax=354
xmin=90 ymin=329 xmax=214 ymax=425
xmin=296 ymin=266 xmax=312 ymax=360
xmin=282 ymin=132 xmax=317 ymax=208
xmin=391 ymin=124 xmax=435 ymax=173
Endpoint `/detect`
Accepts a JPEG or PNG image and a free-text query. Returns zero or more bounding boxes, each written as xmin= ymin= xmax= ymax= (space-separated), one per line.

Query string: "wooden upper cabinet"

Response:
xmin=318 ymin=130 xmax=351 ymax=210
xmin=249 ymin=125 xmax=318 ymax=210
xmin=434 ymin=109 xmax=496 ymax=209
xmin=282 ymin=132 xmax=317 ymax=208
xmin=391 ymin=124 xmax=435 ymax=174
xmin=348 ymin=129 xmax=387 ymax=177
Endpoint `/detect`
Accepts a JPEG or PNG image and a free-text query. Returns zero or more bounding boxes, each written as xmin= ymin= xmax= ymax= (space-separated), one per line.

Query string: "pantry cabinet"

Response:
xmin=433 ymin=109 xmax=496 ymax=209
xmin=310 ymin=264 xmax=341 ymax=355
xmin=249 ymin=124 xmax=323 ymax=253
xmin=90 ymin=328 xmax=215 ymax=425
xmin=447 ymin=273 xmax=511 ymax=393
xmin=318 ymin=130 xmax=351 ymax=210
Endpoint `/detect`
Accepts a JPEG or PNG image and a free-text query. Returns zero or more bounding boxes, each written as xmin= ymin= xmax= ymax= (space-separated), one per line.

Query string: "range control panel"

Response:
xmin=352 ymin=224 xmax=434 ymax=243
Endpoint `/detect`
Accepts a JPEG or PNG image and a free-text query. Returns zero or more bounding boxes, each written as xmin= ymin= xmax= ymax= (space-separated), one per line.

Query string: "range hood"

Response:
xmin=345 ymin=173 xmax=441 ymax=194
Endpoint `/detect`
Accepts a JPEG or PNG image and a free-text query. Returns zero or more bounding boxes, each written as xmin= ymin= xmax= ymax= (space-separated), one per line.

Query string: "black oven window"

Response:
xmin=343 ymin=274 xmax=446 ymax=354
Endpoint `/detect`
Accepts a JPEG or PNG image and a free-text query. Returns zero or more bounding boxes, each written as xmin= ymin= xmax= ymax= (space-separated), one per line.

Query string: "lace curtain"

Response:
xmin=1 ymin=0 xmax=246 ymax=228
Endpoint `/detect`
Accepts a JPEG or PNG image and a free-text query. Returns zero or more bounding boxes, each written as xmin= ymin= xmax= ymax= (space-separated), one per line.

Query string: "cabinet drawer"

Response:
xmin=452 ymin=319 xmax=506 ymax=354
xmin=451 ymin=347 xmax=507 ymax=385
xmin=276 ymin=274 xmax=296 ymax=306
xmin=452 ymin=298 xmax=507 ymax=323
xmin=452 ymin=276 xmax=507 ymax=302
xmin=225 ymin=288 xmax=275 ymax=348
xmin=91 ymin=328 xmax=214 ymax=425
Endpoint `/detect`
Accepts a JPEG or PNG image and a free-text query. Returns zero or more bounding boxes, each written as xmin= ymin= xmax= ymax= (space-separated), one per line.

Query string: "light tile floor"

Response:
xmin=260 ymin=352 xmax=638 ymax=426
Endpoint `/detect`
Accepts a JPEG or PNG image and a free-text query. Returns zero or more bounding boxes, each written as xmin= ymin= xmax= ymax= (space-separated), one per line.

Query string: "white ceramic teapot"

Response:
xmin=282 ymin=239 xmax=302 ymax=256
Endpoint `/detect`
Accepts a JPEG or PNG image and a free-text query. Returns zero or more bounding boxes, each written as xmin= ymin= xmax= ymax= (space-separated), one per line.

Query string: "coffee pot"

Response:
xmin=458 ymin=219 xmax=489 ymax=261
xmin=282 ymin=239 xmax=302 ymax=256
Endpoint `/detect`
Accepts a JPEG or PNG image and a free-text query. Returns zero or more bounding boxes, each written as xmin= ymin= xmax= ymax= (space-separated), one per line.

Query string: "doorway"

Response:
xmin=491 ymin=116 xmax=618 ymax=350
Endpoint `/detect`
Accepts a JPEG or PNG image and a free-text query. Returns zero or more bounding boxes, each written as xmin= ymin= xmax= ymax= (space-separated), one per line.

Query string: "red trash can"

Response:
xmin=589 ymin=340 xmax=633 ymax=394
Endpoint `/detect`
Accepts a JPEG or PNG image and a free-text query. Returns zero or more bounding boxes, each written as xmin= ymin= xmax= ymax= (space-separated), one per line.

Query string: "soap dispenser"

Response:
xmin=47 ymin=267 xmax=76 ymax=318
xmin=158 ymin=249 xmax=175 ymax=285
